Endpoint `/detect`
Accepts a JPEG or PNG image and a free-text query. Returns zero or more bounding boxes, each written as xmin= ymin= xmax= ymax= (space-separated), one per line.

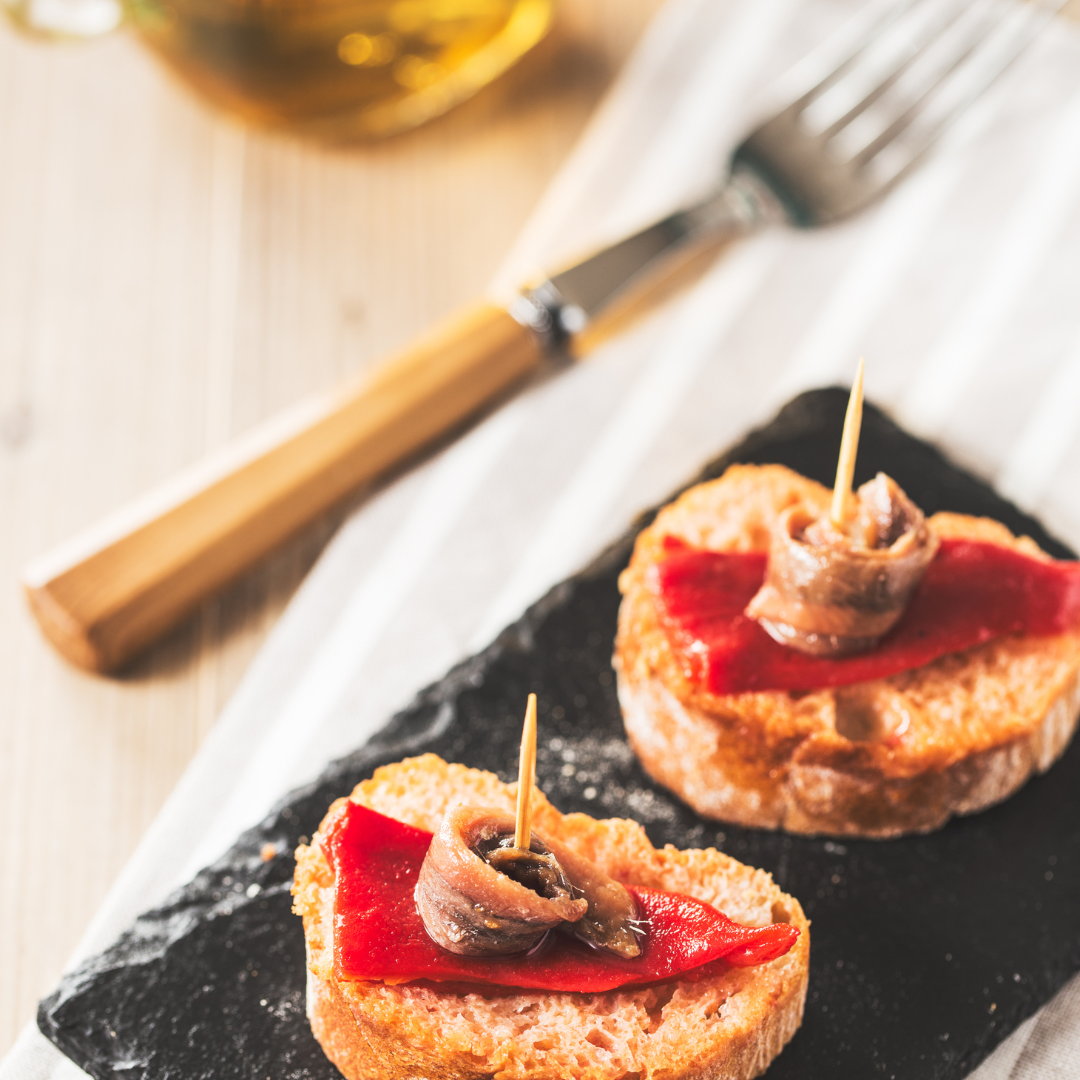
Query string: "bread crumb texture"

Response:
xmin=292 ymin=755 xmax=809 ymax=1080
xmin=615 ymin=464 xmax=1080 ymax=837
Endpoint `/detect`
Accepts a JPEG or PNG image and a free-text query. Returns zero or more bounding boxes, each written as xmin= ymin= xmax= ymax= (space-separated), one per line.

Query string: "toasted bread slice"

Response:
xmin=292 ymin=754 xmax=810 ymax=1080
xmin=615 ymin=464 xmax=1080 ymax=838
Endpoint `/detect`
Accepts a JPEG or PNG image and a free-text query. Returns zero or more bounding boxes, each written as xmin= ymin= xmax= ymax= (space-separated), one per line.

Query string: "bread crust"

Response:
xmin=293 ymin=754 xmax=810 ymax=1080
xmin=615 ymin=464 xmax=1080 ymax=838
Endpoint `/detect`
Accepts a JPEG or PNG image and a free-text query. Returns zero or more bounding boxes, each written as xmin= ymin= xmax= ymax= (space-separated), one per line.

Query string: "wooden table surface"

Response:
xmin=0 ymin=0 xmax=663 ymax=1055
xmin=4 ymin=0 xmax=1080 ymax=1062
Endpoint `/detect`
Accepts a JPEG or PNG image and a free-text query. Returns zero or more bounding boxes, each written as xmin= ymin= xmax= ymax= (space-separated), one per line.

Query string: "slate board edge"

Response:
xmin=37 ymin=388 xmax=1078 ymax=1080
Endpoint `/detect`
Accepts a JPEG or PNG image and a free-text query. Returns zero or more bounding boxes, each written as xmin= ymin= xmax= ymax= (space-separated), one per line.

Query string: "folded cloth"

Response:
xmin=6 ymin=0 xmax=1080 ymax=1077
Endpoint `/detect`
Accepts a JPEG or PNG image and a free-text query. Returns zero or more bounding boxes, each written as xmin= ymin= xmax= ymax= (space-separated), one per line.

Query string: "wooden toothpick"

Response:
xmin=831 ymin=359 xmax=865 ymax=529
xmin=514 ymin=694 xmax=538 ymax=851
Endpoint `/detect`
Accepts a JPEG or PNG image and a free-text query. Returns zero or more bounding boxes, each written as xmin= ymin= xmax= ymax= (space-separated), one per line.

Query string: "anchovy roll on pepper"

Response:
xmin=415 ymin=806 xmax=585 ymax=956
xmin=745 ymin=473 xmax=938 ymax=657
xmin=415 ymin=805 xmax=641 ymax=959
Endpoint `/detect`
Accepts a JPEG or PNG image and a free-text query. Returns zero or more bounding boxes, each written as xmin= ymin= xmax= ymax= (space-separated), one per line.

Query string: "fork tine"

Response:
xmin=853 ymin=0 xmax=1021 ymax=165
xmin=820 ymin=0 xmax=970 ymax=140
xmin=856 ymin=0 xmax=1069 ymax=172
xmin=793 ymin=0 xmax=927 ymax=109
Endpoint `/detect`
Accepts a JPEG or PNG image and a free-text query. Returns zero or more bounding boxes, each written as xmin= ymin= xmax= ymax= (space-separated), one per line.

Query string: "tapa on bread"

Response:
xmin=615 ymin=464 xmax=1080 ymax=838
xmin=292 ymin=754 xmax=809 ymax=1080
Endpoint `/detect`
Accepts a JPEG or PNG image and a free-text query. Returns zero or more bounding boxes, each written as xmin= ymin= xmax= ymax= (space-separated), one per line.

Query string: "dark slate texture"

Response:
xmin=39 ymin=389 xmax=1080 ymax=1080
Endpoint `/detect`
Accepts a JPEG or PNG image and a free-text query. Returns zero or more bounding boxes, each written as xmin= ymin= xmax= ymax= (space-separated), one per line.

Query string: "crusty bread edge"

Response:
xmin=293 ymin=755 xmax=811 ymax=1080
xmin=618 ymin=654 xmax=1080 ymax=838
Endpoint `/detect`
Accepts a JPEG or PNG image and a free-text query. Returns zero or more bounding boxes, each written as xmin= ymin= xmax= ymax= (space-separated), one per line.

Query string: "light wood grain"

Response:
xmin=24 ymin=303 xmax=542 ymax=673
xmin=0 ymin=0 xmax=662 ymax=1058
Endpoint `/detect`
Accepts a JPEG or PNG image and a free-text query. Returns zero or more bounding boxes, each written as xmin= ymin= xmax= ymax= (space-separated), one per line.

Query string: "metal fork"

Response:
xmin=25 ymin=0 xmax=1071 ymax=673
xmin=516 ymin=0 xmax=1069 ymax=343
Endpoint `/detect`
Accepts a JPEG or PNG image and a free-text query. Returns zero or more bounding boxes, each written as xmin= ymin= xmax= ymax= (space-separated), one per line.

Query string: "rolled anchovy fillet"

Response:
xmin=415 ymin=805 xmax=643 ymax=959
xmin=745 ymin=473 xmax=938 ymax=657
xmin=415 ymin=806 xmax=586 ymax=957
xmin=546 ymin=840 xmax=642 ymax=959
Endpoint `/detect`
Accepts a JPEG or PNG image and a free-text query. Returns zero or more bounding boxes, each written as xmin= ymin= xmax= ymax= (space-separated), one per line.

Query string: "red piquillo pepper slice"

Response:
xmin=322 ymin=801 xmax=798 ymax=992
xmin=651 ymin=537 xmax=1080 ymax=695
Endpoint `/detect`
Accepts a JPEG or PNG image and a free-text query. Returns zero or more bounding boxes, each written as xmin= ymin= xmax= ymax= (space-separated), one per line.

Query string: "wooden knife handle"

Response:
xmin=24 ymin=303 xmax=544 ymax=674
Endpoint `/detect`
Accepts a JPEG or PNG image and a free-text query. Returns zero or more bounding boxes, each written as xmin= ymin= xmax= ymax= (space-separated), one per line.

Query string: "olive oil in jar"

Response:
xmin=127 ymin=0 xmax=553 ymax=137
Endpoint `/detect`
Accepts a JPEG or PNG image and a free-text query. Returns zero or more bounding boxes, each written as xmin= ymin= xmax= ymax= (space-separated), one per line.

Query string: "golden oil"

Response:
xmin=127 ymin=0 xmax=553 ymax=137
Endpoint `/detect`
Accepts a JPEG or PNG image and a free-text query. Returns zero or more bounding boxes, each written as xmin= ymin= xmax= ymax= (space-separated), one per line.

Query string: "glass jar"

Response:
xmin=4 ymin=0 xmax=554 ymax=138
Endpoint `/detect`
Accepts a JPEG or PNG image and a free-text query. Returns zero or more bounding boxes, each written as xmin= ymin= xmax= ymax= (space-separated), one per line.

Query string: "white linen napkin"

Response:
xmin=6 ymin=0 xmax=1080 ymax=1076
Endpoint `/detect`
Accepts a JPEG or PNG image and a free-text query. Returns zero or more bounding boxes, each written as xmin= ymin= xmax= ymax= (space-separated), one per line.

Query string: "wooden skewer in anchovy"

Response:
xmin=746 ymin=359 xmax=938 ymax=656
xmin=830 ymin=357 xmax=864 ymax=529
xmin=513 ymin=693 xmax=537 ymax=851
xmin=415 ymin=696 xmax=642 ymax=958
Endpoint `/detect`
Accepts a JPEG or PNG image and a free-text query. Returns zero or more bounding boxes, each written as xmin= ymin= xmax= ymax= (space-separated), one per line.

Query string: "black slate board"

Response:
xmin=39 ymin=388 xmax=1080 ymax=1080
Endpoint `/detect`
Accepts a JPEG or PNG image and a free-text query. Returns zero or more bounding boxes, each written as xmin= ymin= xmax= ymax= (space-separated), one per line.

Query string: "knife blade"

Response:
xmin=510 ymin=163 xmax=780 ymax=351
